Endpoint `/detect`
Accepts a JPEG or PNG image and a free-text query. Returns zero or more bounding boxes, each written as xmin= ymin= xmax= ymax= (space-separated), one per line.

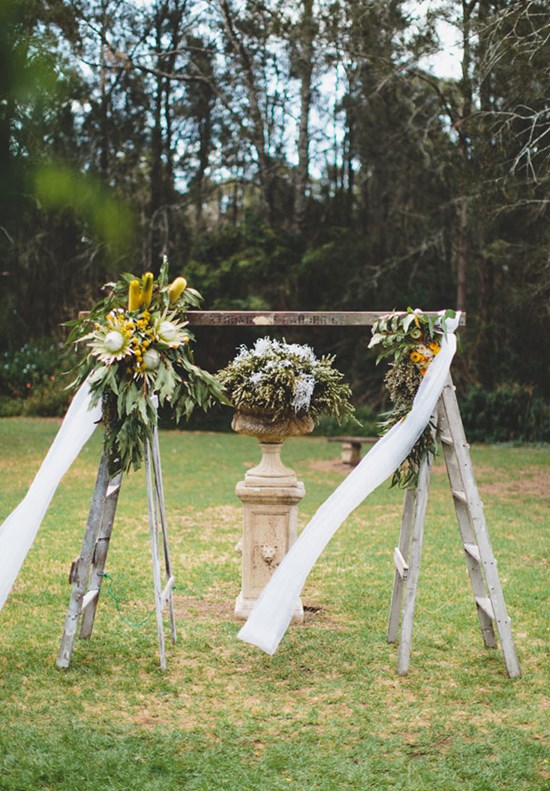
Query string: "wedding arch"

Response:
xmin=0 ymin=306 xmax=521 ymax=677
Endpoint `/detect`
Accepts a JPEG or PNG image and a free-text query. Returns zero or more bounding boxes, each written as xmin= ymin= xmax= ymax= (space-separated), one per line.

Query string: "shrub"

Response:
xmin=459 ymin=383 xmax=550 ymax=443
xmin=0 ymin=340 xmax=76 ymax=417
xmin=314 ymin=405 xmax=380 ymax=437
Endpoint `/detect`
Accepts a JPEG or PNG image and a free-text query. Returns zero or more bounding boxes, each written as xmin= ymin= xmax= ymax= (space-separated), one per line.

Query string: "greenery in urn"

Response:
xmin=217 ymin=337 xmax=357 ymax=429
xmin=66 ymin=259 xmax=227 ymax=474
xmin=369 ymin=308 xmax=458 ymax=488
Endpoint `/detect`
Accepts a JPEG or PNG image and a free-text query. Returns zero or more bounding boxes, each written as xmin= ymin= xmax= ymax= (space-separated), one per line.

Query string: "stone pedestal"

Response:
xmin=234 ymin=441 xmax=306 ymax=622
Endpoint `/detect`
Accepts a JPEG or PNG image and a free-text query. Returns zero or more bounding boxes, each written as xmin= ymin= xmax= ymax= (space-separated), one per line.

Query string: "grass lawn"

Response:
xmin=0 ymin=418 xmax=548 ymax=790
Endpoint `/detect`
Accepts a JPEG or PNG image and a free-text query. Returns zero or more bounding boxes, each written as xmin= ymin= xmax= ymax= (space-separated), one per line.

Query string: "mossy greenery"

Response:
xmin=217 ymin=337 xmax=357 ymax=426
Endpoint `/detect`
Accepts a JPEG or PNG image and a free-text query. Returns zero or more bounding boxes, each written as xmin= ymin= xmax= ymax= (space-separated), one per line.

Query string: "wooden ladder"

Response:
xmin=387 ymin=375 xmax=521 ymax=678
xmin=56 ymin=421 xmax=177 ymax=670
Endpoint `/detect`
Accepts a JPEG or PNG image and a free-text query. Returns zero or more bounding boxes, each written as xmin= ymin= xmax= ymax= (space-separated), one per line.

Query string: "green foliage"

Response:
xmin=0 ymin=341 xmax=68 ymax=399
xmin=217 ymin=336 xmax=357 ymax=425
xmin=34 ymin=165 xmax=135 ymax=254
xmin=67 ymin=263 xmax=227 ymax=473
xmin=369 ymin=309 xmax=457 ymax=487
xmin=313 ymin=404 xmax=379 ymax=438
xmin=460 ymin=383 xmax=550 ymax=443
xmin=0 ymin=0 xmax=548 ymax=406
xmin=186 ymin=215 xmax=301 ymax=310
xmin=0 ymin=340 xmax=76 ymax=416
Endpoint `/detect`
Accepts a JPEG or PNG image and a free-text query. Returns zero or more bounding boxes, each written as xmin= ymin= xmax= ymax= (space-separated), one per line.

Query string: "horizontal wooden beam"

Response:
xmin=187 ymin=311 xmax=466 ymax=327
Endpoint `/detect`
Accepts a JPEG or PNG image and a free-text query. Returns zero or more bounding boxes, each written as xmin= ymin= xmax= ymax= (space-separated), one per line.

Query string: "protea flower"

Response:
xmin=154 ymin=313 xmax=188 ymax=347
xmin=142 ymin=348 xmax=161 ymax=370
xmin=89 ymin=327 xmax=132 ymax=363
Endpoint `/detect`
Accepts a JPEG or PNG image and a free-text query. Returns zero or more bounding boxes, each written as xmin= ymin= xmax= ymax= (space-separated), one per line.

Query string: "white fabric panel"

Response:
xmin=0 ymin=381 xmax=101 ymax=612
xmin=238 ymin=316 xmax=459 ymax=655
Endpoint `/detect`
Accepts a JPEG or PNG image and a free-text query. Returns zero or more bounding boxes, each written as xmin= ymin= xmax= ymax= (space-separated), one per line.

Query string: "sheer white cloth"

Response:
xmin=0 ymin=381 xmax=101 ymax=613
xmin=238 ymin=315 xmax=460 ymax=655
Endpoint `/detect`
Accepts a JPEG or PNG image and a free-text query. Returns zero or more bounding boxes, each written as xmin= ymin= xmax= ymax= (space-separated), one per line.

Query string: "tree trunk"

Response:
xmin=218 ymin=0 xmax=274 ymax=220
xmin=99 ymin=2 xmax=110 ymax=179
xmin=455 ymin=196 xmax=468 ymax=311
xmin=294 ymin=0 xmax=315 ymax=234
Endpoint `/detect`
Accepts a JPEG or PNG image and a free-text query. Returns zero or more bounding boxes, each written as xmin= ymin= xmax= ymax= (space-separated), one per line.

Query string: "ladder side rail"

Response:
xmin=57 ymin=454 xmax=110 ymax=668
xmin=438 ymin=399 xmax=498 ymax=649
xmin=397 ymin=455 xmax=433 ymax=676
xmin=440 ymin=378 xmax=521 ymax=678
xmin=387 ymin=488 xmax=415 ymax=643
xmin=150 ymin=426 xmax=177 ymax=645
xmin=145 ymin=440 xmax=168 ymax=670
xmin=79 ymin=471 xmax=122 ymax=639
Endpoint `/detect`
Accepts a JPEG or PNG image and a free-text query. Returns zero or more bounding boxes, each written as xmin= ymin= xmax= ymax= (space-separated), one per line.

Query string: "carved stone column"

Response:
xmin=232 ymin=412 xmax=312 ymax=622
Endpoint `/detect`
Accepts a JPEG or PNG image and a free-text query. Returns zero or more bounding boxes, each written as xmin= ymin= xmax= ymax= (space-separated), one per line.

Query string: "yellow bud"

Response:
xmin=128 ymin=279 xmax=141 ymax=311
xmin=168 ymin=276 xmax=187 ymax=305
xmin=141 ymin=272 xmax=154 ymax=308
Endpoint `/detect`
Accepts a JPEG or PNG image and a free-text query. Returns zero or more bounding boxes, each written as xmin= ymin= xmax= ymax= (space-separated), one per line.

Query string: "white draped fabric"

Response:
xmin=238 ymin=315 xmax=460 ymax=655
xmin=0 ymin=381 xmax=101 ymax=613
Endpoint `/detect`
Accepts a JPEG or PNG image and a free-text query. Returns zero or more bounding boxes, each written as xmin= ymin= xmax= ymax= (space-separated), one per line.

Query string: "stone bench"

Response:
xmin=327 ymin=436 xmax=379 ymax=466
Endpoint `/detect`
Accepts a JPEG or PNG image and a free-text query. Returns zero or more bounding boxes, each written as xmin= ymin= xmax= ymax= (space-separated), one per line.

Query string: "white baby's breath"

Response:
xmin=218 ymin=336 xmax=356 ymax=426
xmin=292 ymin=373 xmax=316 ymax=412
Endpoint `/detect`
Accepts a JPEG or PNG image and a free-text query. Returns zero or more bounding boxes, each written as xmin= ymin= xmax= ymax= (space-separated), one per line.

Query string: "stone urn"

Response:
xmin=232 ymin=410 xmax=314 ymax=621
xmin=232 ymin=410 xmax=314 ymax=485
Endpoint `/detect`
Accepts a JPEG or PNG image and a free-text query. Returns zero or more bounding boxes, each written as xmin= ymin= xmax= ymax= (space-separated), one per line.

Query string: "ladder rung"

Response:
xmin=464 ymin=543 xmax=481 ymax=563
xmin=160 ymin=576 xmax=175 ymax=609
xmin=475 ymin=596 xmax=495 ymax=620
xmin=440 ymin=434 xmax=453 ymax=445
xmin=452 ymin=488 xmax=468 ymax=504
xmin=393 ymin=547 xmax=409 ymax=579
xmin=82 ymin=589 xmax=99 ymax=611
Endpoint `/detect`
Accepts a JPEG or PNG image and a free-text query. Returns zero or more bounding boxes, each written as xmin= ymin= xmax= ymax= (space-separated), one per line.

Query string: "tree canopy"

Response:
xmin=1 ymin=0 xmax=549 ymax=404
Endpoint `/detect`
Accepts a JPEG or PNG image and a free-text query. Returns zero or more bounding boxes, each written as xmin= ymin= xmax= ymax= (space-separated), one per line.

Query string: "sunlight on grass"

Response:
xmin=0 ymin=418 xmax=548 ymax=790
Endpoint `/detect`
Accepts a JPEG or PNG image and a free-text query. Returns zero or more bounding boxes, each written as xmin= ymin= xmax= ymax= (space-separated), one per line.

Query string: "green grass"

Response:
xmin=0 ymin=418 xmax=548 ymax=790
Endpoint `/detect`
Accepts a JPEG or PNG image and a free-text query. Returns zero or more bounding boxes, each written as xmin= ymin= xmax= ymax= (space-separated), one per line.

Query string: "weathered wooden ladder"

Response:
xmin=387 ymin=374 xmax=521 ymax=678
xmin=57 ymin=413 xmax=176 ymax=670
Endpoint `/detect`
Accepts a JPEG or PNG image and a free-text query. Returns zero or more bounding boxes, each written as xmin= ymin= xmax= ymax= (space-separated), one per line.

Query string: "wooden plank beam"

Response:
xmin=187 ymin=311 xmax=466 ymax=327
xmin=78 ymin=310 xmax=466 ymax=327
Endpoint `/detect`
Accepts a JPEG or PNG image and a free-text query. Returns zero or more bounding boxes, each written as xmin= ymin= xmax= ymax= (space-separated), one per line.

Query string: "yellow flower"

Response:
xmin=141 ymin=273 xmax=154 ymax=308
xmin=168 ymin=276 xmax=187 ymax=304
xmin=410 ymin=350 xmax=423 ymax=364
xmin=128 ymin=279 xmax=141 ymax=311
xmin=429 ymin=342 xmax=441 ymax=355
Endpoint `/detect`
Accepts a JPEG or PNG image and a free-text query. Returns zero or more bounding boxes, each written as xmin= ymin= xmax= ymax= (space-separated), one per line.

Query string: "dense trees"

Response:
xmin=1 ymin=0 xmax=549 ymax=409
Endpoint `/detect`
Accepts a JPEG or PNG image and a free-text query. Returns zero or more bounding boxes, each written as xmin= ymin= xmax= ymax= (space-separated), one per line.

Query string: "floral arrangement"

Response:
xmin=217 ymin=337 xmax=356 ymax=426
xmin=67 ymin=260 xmax=226 ymax=473
xmin=368 ymin=308 xmax=458 ymax=487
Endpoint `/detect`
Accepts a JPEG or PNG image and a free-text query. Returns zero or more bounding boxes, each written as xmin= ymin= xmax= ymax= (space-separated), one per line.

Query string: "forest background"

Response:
xmin=0 ymin=0 xmax=548 ymax=440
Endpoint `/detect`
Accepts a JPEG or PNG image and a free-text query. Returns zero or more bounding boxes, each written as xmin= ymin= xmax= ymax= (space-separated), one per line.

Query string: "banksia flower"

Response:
xmin=128 ymin=279 xmax=141 ymax=311
xmin=168 ymin=276 xmax=187 ymax=304
xmin=141 ymin=272 xmax=154 ymax=308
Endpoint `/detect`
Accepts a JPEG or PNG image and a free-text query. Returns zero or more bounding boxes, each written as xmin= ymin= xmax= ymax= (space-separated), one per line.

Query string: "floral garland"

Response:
xmin=217 ymin=337 xmax=356 ymax=426
xmin=67 ymin=259 xmax=226 ymax=474
xmin=368 ymin=308 xmax=458 ymax=488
